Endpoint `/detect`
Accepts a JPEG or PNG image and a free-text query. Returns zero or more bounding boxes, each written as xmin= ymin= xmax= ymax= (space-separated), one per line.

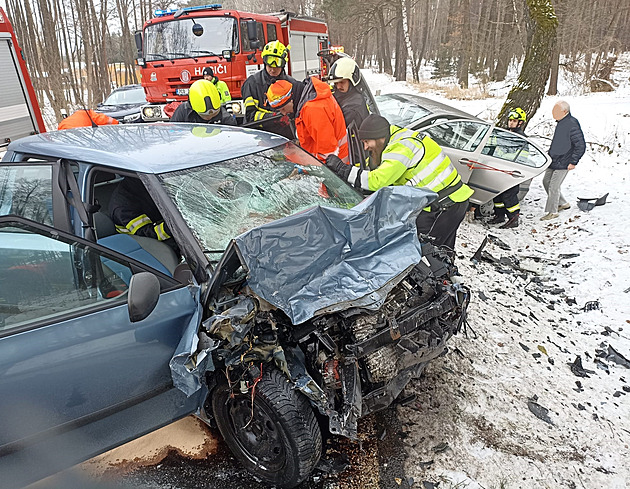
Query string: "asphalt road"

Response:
xmin=103 ymin=408 xmax=415 ymax=489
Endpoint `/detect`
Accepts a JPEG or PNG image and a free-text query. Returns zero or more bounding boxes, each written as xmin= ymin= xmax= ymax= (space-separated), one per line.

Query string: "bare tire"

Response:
xmin=212 ymin=368 xmax=322 ymax=488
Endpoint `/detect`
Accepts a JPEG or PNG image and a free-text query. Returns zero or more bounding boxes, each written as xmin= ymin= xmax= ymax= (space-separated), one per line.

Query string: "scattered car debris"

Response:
xmin=569 ymin=356 xmax=596 ymax=378
xmin=519 ymin=342 xmax=530 ymax=352
xmin=488 ymin=234 xmax=511 ymax=251
xmin=470 ymin=235 xmax=489 ymax=263
xmin=431 ymin=442 xmax=449 ymax=453
xmin=574 ymin=381 xmax=584 ymax=392
xmin=595 ymin=360 xmax=610 ymax=374
xmin=538 ymin=345 xmax=548 ymax=356
xmin=527 ymin=396 xmax=554 ymax=425
xmin=577 ymin=193 xmax=609 ymax=211
xmin=596 ymin=344 xmax=630 ymax=368
xmin=583 ymin=300 xmax=601 ymax=311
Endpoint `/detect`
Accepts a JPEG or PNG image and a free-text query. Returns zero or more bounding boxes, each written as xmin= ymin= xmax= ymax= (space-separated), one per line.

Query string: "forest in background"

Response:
xmin=4 ymin=0 xmax=629 ymax=123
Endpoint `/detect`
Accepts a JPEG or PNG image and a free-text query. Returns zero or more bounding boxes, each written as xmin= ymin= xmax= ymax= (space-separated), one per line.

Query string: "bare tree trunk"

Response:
xmin=547 ymin=41 xmax=560 ymax=95
xmin=457 ymin=0 xmax=471 ymax=88
xmin=375 ymin=7 xmax=393 ymax=75
xmin=498 ymin=0 xmax=558 ymax=126
xmin=393 ymin=3 xmax=407 ymax=81
xmin=401 ymin=0 xmax=419 ymax=81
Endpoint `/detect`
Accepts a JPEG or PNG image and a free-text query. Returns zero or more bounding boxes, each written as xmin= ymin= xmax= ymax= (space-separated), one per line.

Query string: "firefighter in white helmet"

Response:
xmin=328 ymin=57 xmax=370 ymax=130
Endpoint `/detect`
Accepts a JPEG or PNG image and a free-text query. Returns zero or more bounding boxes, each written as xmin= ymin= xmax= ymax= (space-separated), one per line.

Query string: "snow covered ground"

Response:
xmin=361 ymin=57 xmax=630 ymax=488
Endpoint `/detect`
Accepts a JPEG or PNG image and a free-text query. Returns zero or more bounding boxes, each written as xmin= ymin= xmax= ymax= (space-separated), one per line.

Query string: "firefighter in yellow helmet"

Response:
xmin=170 ymin=79 xmax=236 ymax=125
xmin=488 ymin=107 xmax=528 ymax=228
xmin=241 ymin=40 xmax=304 ymax=139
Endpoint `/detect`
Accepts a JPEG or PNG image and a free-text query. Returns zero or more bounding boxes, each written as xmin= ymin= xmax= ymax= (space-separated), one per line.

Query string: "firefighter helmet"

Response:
xmin=189 ymin=79 xmax=221 ymax=117
xmin=328 ymin=57 xmax=362 ymax=86
xmin=262 ymin=40 xmax=289 ymax=68
xmin=508 ymin=107 xmax=527 ymax=122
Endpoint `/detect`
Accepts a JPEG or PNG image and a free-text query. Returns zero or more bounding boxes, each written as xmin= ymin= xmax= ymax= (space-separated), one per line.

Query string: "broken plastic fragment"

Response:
xmin=527 ymin=397 xmax=554 ymax=425
xmin=569 ymin=356 xmax=595 ymax=378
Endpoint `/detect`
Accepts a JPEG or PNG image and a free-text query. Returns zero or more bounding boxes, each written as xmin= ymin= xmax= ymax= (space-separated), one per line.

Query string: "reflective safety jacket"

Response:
xmin=210 ymin=76 xmax=232 ymax=104
xmin=241 ymin=68 xmax=302 ymax=139
xmin=109 ymin=178 xmax=171 ymax=241
xmin=348 ymin=125 xmax=473 ymax=204
xmin=295 ymin=76 xmax=349 ymax=163
xmin=58 ymin=110 xmax=119 ymax=130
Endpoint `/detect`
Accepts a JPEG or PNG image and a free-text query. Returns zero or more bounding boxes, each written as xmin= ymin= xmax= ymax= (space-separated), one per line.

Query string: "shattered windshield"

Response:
xmin=159 ymin=143 xmax=364 ymax=254
xmin=144 ymin=17 xmax=238 ymax=61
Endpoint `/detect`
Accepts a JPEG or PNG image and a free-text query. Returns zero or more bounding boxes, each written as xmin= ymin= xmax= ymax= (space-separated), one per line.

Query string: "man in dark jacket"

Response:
xmin=540 ymin=101 xmax=586 ymax=221
xmin=241 ymin=40 xmax=303 ymax=139
xmin=328 ymin=57 xmax=370 ymax=130
xmin=171 ymin=80 xmax=236 ymax=125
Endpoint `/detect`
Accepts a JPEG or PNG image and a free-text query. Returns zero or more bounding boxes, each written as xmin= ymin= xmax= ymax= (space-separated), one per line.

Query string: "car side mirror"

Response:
xmin=127 ymin=272 xmax=160 ymax=322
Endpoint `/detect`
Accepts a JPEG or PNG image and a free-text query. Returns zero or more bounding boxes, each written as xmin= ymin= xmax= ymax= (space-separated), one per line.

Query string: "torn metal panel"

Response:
xmin=234 ymin=186 xmax=438 ymax=324
xmin=169 ymin=284 xmax=210 ymax=397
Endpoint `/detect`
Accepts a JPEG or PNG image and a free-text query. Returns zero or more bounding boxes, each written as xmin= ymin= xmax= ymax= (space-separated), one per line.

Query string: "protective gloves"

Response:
xmin=325 ymin=154 xmax=352 ymax=181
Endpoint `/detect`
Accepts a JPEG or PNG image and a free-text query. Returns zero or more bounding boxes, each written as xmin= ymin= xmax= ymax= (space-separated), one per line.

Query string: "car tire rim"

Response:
xmin=227 ymin=394 xmax=287 ymax=472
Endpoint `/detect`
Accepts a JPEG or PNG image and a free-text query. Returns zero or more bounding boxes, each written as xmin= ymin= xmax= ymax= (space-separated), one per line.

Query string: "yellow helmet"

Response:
xmin=508 ymin=107 xmax=527 ymax=122
xmin=189 ymin=79 xmax=221 ymax=117
xmin=262 ymin=40 xmax=289 ymax=68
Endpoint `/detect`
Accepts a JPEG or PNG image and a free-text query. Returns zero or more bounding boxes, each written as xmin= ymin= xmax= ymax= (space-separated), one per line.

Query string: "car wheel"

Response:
xmin=212 ymin=367 xmax=322 ymax=488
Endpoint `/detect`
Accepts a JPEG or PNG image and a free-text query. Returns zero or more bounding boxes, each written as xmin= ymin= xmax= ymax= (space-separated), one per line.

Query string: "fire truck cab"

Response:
xmin=135 ymin=4 xmax=329 ymax=123
xmin=0 ymin=8 xmax=46 ymax=151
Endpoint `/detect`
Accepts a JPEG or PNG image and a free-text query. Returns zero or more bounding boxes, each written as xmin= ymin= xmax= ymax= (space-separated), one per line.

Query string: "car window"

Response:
xmin=0 ymin=164 xmax=54 ymax=225
xmin=240 ymin=21 xmax=265 ymax=52
xmin=423 ymin=121 xmax=489 ymax=151
xmin=103 ymin=88 xmax=147 ymax=105
xmin=481 ymin=128 xmax=548 ymax=168
xmin=159 ymin=142 xmax=364 ymax=255
xmin=375 ymin=94 xmax=431 ymax=128
xmin=266 ymin=24 xmax=277 ymax=42
xmin=0 ymin=222 xmax=133 ymax=332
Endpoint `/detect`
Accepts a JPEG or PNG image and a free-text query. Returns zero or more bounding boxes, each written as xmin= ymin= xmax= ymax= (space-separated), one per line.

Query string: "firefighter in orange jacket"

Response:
xmin=267 ymin=77 xmax=348 ymax=164
xmin=58 ymin=109 xmax=119 ymax=129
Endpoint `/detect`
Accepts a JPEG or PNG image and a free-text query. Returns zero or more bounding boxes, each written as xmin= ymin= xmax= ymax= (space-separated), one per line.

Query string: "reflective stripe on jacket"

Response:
xmin=349 ymin=126 xmax=473 ymax=203
xmin=295 ymin=76 xmax=349 ymax=163
xmin=212 ymin=78 xmax=232 ymax=104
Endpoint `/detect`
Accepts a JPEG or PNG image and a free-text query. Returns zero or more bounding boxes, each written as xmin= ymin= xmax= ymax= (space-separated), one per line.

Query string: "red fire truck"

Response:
xmin=0 ymin=8 xmax=46 ymax=148
xmin=135 ymin=4 xmax=329 ymax=122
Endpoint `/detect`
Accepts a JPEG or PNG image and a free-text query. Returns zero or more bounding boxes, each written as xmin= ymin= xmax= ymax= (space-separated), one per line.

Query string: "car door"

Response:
xmin=0 ymin=216 xmax=202 ymax=489
xmin=421 ymin=120 xmax=551 ymax=204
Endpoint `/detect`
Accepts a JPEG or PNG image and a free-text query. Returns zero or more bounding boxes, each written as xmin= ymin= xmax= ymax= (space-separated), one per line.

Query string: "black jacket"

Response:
xmin=109 ymin=178 xmax=168 ymax=240
xmin=333 ymin=86 xmax=370 ymax=130
xmin=549 ymin=113 xmax=586 ymax=170
xmin=170 ymin=102 xmax=236 ymax=125
xmin=241 ymin=68 xmax=303 ymax=139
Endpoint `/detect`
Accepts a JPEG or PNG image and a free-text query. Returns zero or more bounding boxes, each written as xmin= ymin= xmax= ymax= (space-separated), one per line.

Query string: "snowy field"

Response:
xmin=361 ymin=56 xmax=630 ymax=488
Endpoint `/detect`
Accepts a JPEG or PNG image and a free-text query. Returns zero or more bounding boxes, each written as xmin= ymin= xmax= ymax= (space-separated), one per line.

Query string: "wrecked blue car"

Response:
xmin=0 ymin=124 xmax=469 ymax=488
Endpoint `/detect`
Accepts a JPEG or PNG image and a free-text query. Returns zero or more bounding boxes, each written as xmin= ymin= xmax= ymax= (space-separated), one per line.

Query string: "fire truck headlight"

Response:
xmin=231 ymin=102 xmax=242 ymax=115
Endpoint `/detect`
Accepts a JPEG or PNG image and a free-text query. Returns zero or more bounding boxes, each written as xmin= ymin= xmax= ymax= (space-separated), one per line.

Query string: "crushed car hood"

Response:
xmin=234 ymin=185 xmax=438 ymax=324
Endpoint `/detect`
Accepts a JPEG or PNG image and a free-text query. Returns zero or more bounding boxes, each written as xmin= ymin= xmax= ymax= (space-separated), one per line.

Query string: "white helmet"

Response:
xmin=329 ymin=57 xmax=361 ymax=86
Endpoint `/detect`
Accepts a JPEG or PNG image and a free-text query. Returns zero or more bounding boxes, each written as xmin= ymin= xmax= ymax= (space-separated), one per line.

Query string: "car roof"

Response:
xmin=377 ymin=93 xmax=482 ymax=122
xmin=111 ymin=84 xmax=143 ymax=92
xmin=7 ymin=124 xmax=288 ymax=173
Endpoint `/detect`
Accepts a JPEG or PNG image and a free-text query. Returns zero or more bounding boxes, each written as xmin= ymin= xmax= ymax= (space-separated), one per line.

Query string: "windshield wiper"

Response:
xmin=165 ymin=52 xmax=189 ymax=58
xmin=146 ymin=53 xmax=168 ymax=60
xmin=190 ymin=50 xmax=218 ymax=56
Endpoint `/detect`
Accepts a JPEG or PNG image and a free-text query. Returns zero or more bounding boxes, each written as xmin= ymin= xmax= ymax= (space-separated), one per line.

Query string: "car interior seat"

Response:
xmin=93 ymin=211 xmax=179 ymax=277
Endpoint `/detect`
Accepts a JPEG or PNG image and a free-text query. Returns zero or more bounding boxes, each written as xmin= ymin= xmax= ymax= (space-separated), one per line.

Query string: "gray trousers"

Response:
xmin=542 ymin=168 xmax=569 ymax=213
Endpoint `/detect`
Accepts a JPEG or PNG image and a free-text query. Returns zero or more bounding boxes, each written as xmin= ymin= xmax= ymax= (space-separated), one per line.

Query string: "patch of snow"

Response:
xmin=363 ymin=52 xmax=630 ymax=489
